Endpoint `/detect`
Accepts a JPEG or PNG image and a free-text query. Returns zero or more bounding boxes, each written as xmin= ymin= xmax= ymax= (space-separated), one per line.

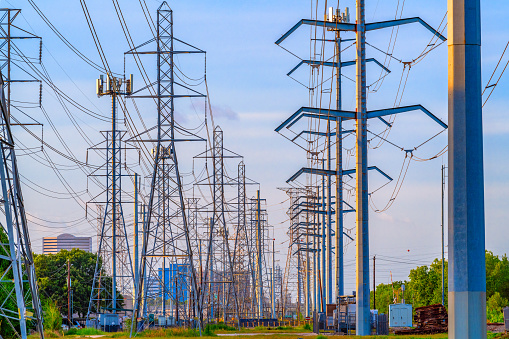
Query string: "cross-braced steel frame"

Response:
xmin=0 ymin=71 xmax=44 ymax=339
xmin=0 ymin=11 xmax=44 ymax=337
xmin=87 ymin=76 xmax=136 ymax=321
xmin=128 ymin=2 xmax=204 ymax=333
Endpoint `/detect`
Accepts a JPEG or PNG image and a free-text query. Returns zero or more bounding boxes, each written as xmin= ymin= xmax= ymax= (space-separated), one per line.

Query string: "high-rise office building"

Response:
xmin=42 ymin=233 xmax=92 ymax=254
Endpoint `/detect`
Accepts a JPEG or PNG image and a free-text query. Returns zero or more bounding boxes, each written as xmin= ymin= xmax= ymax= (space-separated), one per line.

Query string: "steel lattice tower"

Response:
xmin=0 ymin=10 xmax=44 ymax=338
xmin=128 ymin=2 xmax=203 ymax=332
xmin=207 ymin=127 xmax=240 ymax=323
xmin=233 ymin=161 xmax=256 ymax=318
xmin=193 ymin=126 xmax=250 ymax=324
xmin=0 ymin=73 xmax=44 ymax=339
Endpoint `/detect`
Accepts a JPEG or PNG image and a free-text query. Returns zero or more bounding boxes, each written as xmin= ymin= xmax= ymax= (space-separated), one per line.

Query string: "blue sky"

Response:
xmin=6 ymin=0 xmax=509 ymax=295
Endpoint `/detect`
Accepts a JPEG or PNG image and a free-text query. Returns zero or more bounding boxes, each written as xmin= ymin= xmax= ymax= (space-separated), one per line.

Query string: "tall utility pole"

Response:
xmin=448 ymin=0 xmax=486 ymax=337
xmin=373 ymin=255 xmax=376 ymax=310
xmin=134 ymin=173 xmax=140 ymax=302
xmin=276 ymin=3 xmax=446 ymax=335
xmin=334 ymin=11 xmax=345 ymax=300
xmin=272 ymin=239 xmax=276 ymax=319
xmin=256 ymin=190 xmax=263 ymax=319
xmin=68 ymin=259 xmax=71 ymax=323
xmin=441 ymin=165 xmax=445 ymax=306
xmin=320 ymin=161 xmax=326 ymax=311
xmin=355 ymin=0 xmax=370 ymax=334
xmin=87 ymin=73 xmax=135 ymax=319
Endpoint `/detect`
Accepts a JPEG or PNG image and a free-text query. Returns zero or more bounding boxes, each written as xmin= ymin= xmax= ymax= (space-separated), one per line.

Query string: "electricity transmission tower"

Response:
xmin=233 ymin=161 xmax=258 ymax=319
xmin=276 ymin=2 xmax=447 ymax=335
xmin=0 ymin=8 xmax=44 ymax=339
xmin=210 ymin=127 xmax=240 ymax=324
xmin=279 ymin=188 xmax=309 ymax=320
xmin=193 ymin=127 xmax=242 ymax=324
xmin=127 ymin=2 xmax=205 ymax=332
xmin=0 ymin=72 xmax=44 ymax=339
xmin=86 ymin=73 xmax=136 ymax=321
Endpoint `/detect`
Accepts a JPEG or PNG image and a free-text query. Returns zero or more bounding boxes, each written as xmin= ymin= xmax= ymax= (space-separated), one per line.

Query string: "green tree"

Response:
xmin=43 ymin=299 xmax=62 ymax=331
xmin=486 ymin=292 xmax=508 ymax=323
xmin=371 ymin=280 xmax=410 ymax=315
xmin=407 ymin=259 xmax=447 ymax=309
xmin=34 ymin=248 xmax=122 ymax=318
xmin=486 ymin=251 xmax=509 ymax=300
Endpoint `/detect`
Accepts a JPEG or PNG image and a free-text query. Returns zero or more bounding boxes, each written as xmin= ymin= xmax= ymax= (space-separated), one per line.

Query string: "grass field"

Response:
xmin=28 ymin=327 xmax=509 ymax=339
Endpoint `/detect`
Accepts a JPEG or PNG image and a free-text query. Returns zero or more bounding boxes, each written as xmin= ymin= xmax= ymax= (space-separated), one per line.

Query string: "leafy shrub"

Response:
xmin=42 ymin=300 xmax=62 ymax=331
xmin=303 ymin=323 xmax=312 ymax=330
xmin=203 ymin=322 xmax=236 ymax=334
xmin=487 ymin=292 xmax=509 ymax=323
xmin=64 ymin=328 xmax=78 ymax=335
xmin=203 ymin=325 xmax=217 ymax=336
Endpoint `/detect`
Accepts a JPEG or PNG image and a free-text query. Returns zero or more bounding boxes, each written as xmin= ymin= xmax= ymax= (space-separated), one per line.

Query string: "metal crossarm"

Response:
xmin=287 ymin=58 xmax=390 ymax=77
xmin=276 ymin=104 xmax=446 ymax=133
xmin=276 ymin=19 xmax=356 ymax=45
xmin=366 ymin=105 xmax=448 ymax=129
xmin=366 ymin=17 xmax=447 ymax=41
xmin=286 ymin=166 xmax=392 ymax=183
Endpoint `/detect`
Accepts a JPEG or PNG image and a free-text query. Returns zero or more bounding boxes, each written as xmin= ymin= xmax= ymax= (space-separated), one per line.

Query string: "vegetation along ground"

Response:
xmin=28 ymin=327 xmax=509 ymax=339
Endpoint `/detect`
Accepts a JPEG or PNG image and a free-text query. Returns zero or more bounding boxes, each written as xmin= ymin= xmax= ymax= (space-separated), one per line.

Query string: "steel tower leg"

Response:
xmin=316 ymin=186 xmax=321 ymax=313
xmin=321 ymin=162 xmax=326 ymax=312
xmin=335 ymin=31 xmax=344 ymax=299
xmin=313 ymin=199 xmax=317 ymax=313
xmin=355 ymin=0 xmax=370 ymax=335
xmin=256 ymin=190 xmax=263 ymax=319
xmin=134 ymin=174 xmax=139 ymax=301
xmin=306 ymin=202 xmax=311 ymax=317
xmin=326 ymin=125 xmax=333 ymax=305
xmin=448 ymin=0 xmax=486 ymax=338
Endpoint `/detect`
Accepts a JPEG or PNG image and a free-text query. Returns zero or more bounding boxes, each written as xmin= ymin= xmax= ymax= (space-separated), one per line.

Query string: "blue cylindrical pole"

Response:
xmin=448 ymin=0 xmax=486 ymax=338
xmin=355 ymin=0 xmax=370 ymax=335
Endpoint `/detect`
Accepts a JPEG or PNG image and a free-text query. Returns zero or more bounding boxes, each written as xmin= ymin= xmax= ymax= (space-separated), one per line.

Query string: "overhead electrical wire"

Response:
xmin=482 ymin=41 xmax=509 ymax=107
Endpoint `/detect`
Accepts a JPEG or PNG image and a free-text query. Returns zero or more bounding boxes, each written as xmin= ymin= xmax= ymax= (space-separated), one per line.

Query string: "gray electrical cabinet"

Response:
xmin=389 ymin=304 xmax=412 ymax=327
